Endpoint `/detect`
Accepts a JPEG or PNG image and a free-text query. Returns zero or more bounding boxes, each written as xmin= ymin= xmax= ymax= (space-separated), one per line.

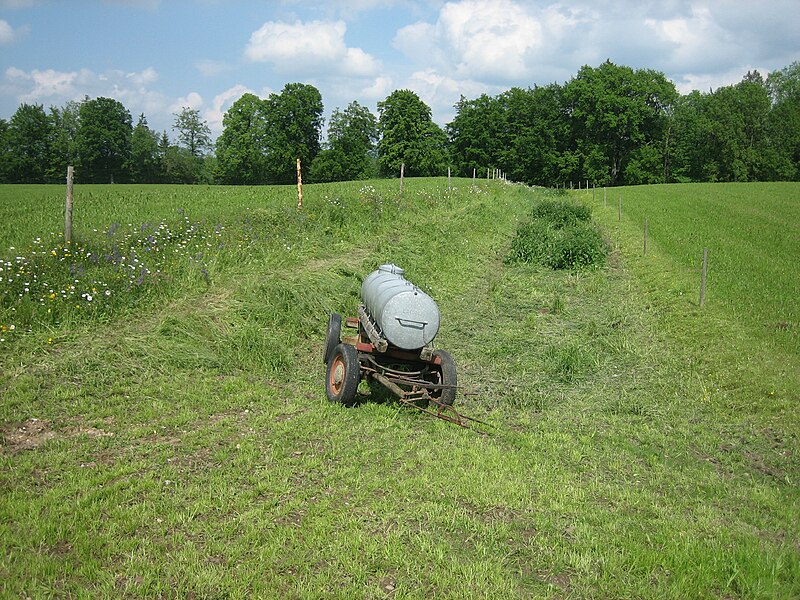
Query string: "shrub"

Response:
xmin=530 ymin=198 xmax=592 ymax=229
xmin=506 ymin=198 xmax=607 ymax=270
xmin=547 ymin=222 xmax=608 ymax=270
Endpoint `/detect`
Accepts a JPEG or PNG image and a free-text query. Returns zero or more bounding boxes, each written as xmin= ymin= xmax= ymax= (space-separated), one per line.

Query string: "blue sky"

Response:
xmin=1 ymin=0 xmax=798 ymax=141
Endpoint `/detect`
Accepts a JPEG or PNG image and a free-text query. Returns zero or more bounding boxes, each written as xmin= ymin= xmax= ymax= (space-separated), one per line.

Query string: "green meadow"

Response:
xmin=1 ymin=179 xmax=798 ymax=598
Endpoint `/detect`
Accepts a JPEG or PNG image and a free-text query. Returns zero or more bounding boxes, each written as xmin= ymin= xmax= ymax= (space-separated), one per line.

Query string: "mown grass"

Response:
xmin=1 ymin=179 xmax=798 ymax=598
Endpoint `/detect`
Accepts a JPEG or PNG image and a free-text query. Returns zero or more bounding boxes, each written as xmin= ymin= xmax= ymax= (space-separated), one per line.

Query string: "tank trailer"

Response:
xmin=324 ymin=264 xmax=480 ymax=427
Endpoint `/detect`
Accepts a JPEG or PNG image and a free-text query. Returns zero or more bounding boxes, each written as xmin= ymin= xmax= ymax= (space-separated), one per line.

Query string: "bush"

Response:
xmin=530 ymin=198 xmax=592 ymax=229
xmin=506 ymin=198 xmax=607 ymax=270
xmin=547 ymin=222 xmax=608 ymax=269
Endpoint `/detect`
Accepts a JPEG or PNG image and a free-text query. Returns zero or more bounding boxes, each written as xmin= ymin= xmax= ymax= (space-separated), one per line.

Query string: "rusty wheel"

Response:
xmin=323 ymin=312 xmax=342 ymax=365
xmin=431 ymin=349 xmax=457 ymax=406
xmin=325 ymin=343 xmax=360 ymax=405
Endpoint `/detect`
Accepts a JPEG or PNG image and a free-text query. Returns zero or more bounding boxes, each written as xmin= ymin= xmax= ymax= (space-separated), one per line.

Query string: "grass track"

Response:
xmin=1 ymin=180 xmax=798 ymax=598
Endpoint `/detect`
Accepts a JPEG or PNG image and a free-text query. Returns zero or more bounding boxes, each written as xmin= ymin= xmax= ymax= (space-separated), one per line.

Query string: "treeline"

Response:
xmin=1 ymin=60 xmax=798 ymax=186
xmin=450 ymin=60 xmax=800 ymax=186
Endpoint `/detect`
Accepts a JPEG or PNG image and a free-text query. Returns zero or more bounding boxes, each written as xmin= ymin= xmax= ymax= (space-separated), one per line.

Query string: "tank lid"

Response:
xmin=378 ymin=263 xmax=404 ymax=275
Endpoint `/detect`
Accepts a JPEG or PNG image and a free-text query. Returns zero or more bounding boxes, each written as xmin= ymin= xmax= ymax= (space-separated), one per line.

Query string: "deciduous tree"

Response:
xmin=563 ymin=61 xmax=677 ymax=185
xmin=6 ymin=103 xmax=51 ymax=183
xmin=264 ymin=83 xmax=324 ymax=184
xmin=311 ymin=100 xmax=377 ymax=182
xmin=378 ymin=90 xmax=447 ymax=177
xmin=173 ymin=107 xmax=213 ymax=158
xmin=76 ymin=97 xmax=132 ymax=183
xmin=129 ymin=114 xmax=160 ymax=183
xmin=215 ymin=93 xmax=269 ymax=184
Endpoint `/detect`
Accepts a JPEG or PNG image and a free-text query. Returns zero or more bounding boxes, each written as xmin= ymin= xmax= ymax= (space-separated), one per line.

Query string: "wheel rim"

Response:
xmin=329 ymin=356 xmax=345 ymax=395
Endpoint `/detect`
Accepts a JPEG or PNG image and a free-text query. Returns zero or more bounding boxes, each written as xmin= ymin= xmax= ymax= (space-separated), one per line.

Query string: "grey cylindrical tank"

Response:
xmin=360 ymin=264 xmax=440 ymax=350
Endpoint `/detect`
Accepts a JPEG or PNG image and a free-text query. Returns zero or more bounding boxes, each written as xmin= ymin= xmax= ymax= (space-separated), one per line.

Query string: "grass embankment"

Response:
xmin=1 ymin=180 xmax=798 ymax=598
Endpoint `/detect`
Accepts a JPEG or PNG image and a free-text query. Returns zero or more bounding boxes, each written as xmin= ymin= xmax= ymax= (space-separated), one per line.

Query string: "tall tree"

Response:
xmin=129 ymin=114 xmax=160 ymax=183
xmin=563 ymin=61 xmax=677 ymax=185
xmin=6 ymin=103 xmax=52 ymax=183
xmin=377 ymin=89 xmax=447 ymax=177
xmin=172 ymin=107 xmax=213 ymax=158
xmin=447 ymin=93 xmax=504 ymax=178
xmin=766 ymin=62 xmax=800 ymax=179
xmin=215 ymin=93 xmax=269 ymax=185
xmin=264 ymin=83 xmax=324 ymax=184
xmin=76 ymin=97 xmax=132 ymax=183
xmin=0 ymin=119 xmax=10 ymax=183
xmin=311 ymin=100 xmax=378 ymax=182
xmin=47 ymin=100 xmax=80 ymax=183
xmin=497 ymin=85 xmax=569 ymax=186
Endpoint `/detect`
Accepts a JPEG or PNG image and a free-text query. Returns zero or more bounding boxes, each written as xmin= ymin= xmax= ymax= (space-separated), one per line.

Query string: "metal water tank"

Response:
xmin=360 ymin=264 xmax=440 ymax=350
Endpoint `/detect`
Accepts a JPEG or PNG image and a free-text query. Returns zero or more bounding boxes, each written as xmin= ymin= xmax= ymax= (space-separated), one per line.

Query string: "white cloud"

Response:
xmin=393 ymin=22 xmax=446 ymax=66
xmin=127 ymin=67 xmax=158 ymax=86
xmin=5 ymin=66 xmax=85 ymax=100
xmin=360 ymin=75 xmax=393 ymax=100
xmin=440 ymin=0 xmax=542 ymax=79
xmin=0 ymin=19 xmax=28 ymax=44
xmin=672 ymin=66 xmax=768 ymax=95
xmin=170 ymin=91 xmax=204 ymax=113
xmin=395 ymin=0 xmax=549 ymax=83
xmin=205 ymin=84 xmax=254 ymax=135
xmin=644 ymin=6 xmax=743 ymax=72
xmin=244 ymin=19 xmax=381 ymax=77
xmin=406 ymin=68 xmax=492 ymax=124
xmin=0 ymin=20 xmax=14 ymax=44
xmin=1 ymin=65 xmax=179 ymax=132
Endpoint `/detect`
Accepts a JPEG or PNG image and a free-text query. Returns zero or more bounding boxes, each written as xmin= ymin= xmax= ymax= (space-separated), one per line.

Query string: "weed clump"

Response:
xmin=507 ymin=198 xmax=607 ymax=270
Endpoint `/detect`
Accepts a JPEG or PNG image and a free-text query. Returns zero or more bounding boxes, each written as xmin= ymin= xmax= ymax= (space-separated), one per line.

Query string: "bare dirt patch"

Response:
xmin=1 ymin=418 xmax=56 ymax=452
xmin=1 ymin=416 xmax=116 ymax=454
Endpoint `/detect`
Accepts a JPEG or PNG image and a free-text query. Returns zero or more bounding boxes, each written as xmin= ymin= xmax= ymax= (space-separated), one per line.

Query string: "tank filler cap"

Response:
xmin=378 ymin=264 xmax=405 ymax=275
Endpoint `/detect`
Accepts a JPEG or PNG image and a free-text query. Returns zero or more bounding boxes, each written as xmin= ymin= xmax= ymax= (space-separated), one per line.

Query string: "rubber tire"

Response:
xmin=325 ymin=343 xmax=360 ymax=406
xmin=432 ymin=349 xmax=457 ymax=406
xmin=323 ymin=312 xmax=342 ymax=365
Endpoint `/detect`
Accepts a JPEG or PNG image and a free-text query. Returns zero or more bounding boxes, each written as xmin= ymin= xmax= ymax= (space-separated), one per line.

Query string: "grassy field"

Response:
xmin=1 ymin=179 xmax=798 ymax=598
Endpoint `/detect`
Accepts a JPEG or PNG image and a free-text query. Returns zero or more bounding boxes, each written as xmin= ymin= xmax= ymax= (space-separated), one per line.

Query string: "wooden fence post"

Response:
xmin=400 ymin=163 xmax=405 ymax=195
xmin=472 ymin=167 xmax=476 ymax=182
xmin=65 ymin=166 xmax=74 ymax=244
xmin=296 ymin=158 xmax=303 ymax=210
xmin=700 ymin=248 xmax=709 ymax=306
